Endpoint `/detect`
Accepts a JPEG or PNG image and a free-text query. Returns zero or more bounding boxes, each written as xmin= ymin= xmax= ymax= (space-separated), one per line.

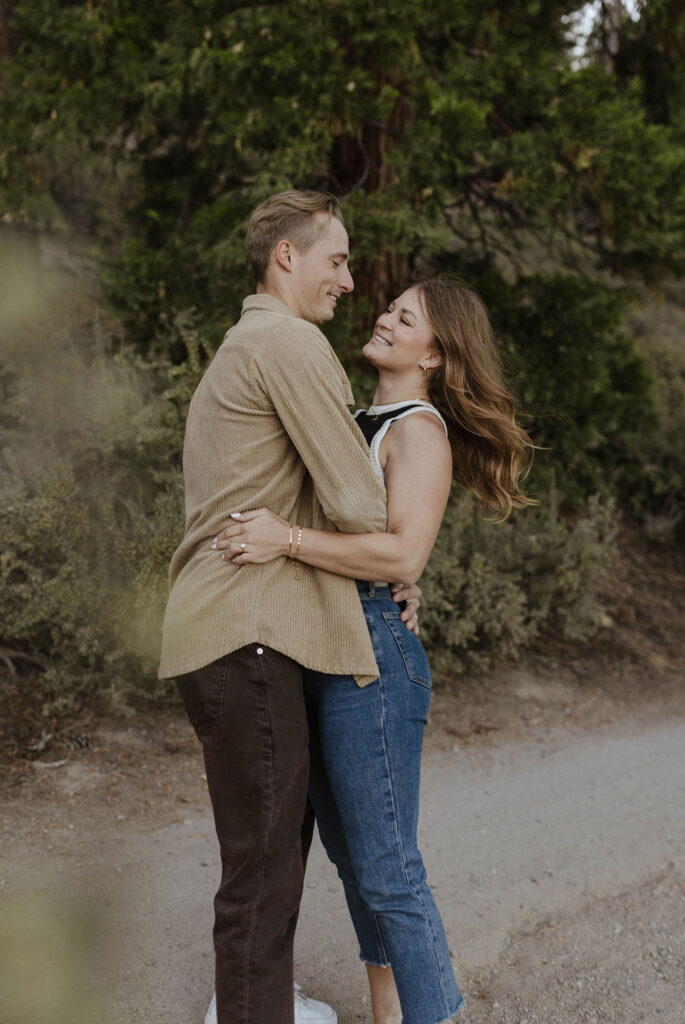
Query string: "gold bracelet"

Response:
xmin=291 ymin=525 xmax=303 ymax=581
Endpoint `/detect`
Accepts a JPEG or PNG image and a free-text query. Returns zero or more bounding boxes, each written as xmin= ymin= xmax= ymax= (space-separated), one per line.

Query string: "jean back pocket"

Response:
xmin=382 ymin=611 xmax=432 ymax=688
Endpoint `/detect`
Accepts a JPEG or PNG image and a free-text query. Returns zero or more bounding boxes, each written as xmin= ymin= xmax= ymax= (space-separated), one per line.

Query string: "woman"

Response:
xmin=213 ymin=277 xmax=535 ymax=1024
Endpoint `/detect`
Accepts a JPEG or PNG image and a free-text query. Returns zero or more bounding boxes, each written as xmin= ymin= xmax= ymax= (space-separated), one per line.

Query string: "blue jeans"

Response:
xmin=303 ymin=583 xmax=464 ymax=1024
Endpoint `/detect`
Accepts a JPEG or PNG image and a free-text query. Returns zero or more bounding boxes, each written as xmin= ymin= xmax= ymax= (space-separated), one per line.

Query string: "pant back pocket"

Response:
xmin=382 ymin=612 xmax=432 ymax=688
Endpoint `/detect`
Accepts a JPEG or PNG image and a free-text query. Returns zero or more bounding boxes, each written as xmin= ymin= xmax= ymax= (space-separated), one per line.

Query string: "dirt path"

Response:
xmin=2 ymin=693 xmax=684 ymax=1024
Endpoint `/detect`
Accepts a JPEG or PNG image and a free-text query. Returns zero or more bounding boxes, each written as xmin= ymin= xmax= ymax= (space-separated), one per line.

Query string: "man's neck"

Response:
xmin=256 ymin=280 xmax=303 ymax=320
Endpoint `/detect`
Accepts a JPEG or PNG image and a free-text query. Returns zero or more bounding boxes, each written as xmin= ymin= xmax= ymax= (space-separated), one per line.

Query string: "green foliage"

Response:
xmin=460 ymin=265 xmax=656 ymax=505
xmin=1 ymin=464 xmax=167 ymax=716
xmin=615 ymin=0 xmax=685 ymax=134
xmin=0 ymin=259 xmax=199 ymax=717
xmin=420 ymin=493 xmax=619 ymax=674
xmin=1 ymin=0 xmax=681 ymax=509
xmin=1 ymin=3 xmax=682 ymax=477
xmin=626 ymin=283 xmax=685 ymax=532
xmin=2 ymin=0 xmax=684 ymax=347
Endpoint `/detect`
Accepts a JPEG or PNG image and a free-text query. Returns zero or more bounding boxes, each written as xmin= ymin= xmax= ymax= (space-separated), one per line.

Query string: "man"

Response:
xmin=159 ymin=191 xmax=418 ymax=1024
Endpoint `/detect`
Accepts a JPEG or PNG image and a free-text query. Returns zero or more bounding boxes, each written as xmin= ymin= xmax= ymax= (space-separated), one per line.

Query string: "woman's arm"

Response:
xmin=216 ymin=413 xmax=452 ymax=584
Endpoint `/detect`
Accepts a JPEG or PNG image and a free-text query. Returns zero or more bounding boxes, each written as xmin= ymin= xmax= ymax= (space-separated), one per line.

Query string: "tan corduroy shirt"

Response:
xmin=158 ymin=294 xmax=387 ymax=685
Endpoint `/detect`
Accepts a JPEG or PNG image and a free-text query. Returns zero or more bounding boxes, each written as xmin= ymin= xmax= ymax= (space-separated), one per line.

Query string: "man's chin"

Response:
xmin=303 ymin=302 xmax=336 ymax=325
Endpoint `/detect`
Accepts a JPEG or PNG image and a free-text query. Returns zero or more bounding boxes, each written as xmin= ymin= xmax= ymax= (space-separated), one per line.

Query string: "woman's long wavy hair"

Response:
xmin=415 ymin=277 xmax=536 ymax=521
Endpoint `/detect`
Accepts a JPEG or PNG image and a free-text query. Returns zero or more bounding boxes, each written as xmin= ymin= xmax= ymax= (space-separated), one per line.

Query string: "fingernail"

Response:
xmin=211 ymin=542 xmax=217 ymax=549
xmin=230 ymin=512 xmax=241 ymax=519
xmin=221 ymin=554 xmax=226 ymax=560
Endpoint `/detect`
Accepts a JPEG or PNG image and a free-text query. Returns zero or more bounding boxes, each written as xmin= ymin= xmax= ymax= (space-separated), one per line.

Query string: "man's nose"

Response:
xmin=339 ymin=265 xmax=354 ymax=293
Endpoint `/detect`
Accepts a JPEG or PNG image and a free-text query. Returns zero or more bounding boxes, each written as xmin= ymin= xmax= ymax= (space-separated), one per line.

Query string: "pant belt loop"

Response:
xmin=368 ymin=583 xmax=375 ymax=598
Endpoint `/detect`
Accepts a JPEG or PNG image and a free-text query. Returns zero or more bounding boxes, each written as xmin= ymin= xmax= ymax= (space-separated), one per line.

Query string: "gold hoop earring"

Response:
xmin=421 ymin=365 xmax=428 ymax=376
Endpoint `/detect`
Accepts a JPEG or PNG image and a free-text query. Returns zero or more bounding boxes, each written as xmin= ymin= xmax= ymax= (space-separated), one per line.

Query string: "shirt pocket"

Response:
xmin=382 ymin=611 xmax=432 ymax=689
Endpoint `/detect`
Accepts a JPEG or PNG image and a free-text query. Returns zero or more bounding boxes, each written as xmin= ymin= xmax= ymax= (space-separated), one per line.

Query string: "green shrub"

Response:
xmin=420 ymin=492 xmax=619 ymax=674
xmin=0 ymin=277 xmax=198 ymax=718
xmin=626 ymin=286 xmax=685 ymax=533
xmin=461 ymin=265 xmax=657 ymax=508
xmin=0 ymin=464 xmax=169 ymax=717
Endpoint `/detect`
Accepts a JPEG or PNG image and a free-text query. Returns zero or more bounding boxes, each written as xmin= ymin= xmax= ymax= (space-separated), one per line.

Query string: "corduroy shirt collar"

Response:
xmin=242 ymin=293 xmax=300 ymax=318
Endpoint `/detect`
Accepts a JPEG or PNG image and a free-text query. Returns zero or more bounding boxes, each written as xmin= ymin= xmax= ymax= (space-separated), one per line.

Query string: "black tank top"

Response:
xmin=354 ymin=404 xmax=424 ymax=446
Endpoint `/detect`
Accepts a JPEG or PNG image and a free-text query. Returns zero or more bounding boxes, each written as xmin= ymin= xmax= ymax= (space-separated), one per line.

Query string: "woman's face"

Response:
xmin=362 ymin=287 xmax=439 ymax=374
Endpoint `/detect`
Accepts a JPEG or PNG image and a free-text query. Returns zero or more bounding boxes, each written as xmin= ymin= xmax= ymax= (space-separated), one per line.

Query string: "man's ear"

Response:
xmin=274 ymin=239 xmax=294 ymax=272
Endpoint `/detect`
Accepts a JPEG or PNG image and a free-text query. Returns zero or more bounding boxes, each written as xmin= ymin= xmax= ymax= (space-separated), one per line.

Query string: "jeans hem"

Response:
xmin=358 ymin=954 xmax=390 ymax=968
xmin=415 ymin=994 xmax=466 ymax=1024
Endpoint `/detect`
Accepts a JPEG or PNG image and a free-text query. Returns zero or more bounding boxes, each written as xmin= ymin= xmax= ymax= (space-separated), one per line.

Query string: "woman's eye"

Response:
xmin=332 ymin=260 xmax=340 ymax=268
xmin=400 ymin=317 xmax=410 ymax=326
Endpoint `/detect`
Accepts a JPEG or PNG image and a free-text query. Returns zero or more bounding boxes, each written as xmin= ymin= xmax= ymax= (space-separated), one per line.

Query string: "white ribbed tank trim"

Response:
xmin=355 ymin=401 xmax=448 ymax=478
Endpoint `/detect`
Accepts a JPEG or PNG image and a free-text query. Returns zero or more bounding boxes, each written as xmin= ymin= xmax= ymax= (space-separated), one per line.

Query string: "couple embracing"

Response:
xmin=159 ymin=190 xmax=533 ymax=1024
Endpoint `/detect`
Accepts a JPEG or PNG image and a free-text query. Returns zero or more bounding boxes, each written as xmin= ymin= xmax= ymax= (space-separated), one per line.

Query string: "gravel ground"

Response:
xmin=462 ymin=866 xmax=684 ymax=1024
xmin=1 ymin=687 xmax=684 ymax=1024
xmin=292 ymin=710 xmax=685 ymax=1024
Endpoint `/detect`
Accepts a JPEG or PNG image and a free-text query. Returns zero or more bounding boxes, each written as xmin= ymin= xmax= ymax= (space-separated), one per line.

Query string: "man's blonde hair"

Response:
xmin=246 ymin=190 xmax=344 ymax=284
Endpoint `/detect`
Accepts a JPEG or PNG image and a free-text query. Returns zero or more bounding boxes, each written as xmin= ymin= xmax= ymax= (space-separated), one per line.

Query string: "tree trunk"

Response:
xmin=348 ymin=93 xmax=413 ymax=330
xmin=0 ymin=0 xmax=17 ymax=63
xmin=603 ymin=0 xmax=623 ymax=71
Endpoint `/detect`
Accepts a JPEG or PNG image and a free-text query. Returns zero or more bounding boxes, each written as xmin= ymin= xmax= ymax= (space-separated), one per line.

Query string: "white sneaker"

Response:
xmin=293 ymin=982 xmax=338 ymax=1023
xmin=204 ymin=992 xmax=216 ymax=1024
xmin=204 ymin=983 xmax=337 ymax=1024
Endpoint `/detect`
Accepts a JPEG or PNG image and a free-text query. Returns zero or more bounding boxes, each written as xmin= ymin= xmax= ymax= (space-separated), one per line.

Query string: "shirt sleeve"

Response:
xmin=253 ymin=319 xmax=387 ymax=534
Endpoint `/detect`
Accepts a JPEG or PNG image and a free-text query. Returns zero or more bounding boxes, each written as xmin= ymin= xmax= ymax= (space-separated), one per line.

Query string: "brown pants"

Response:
xmin=176 ymin=644 xmax=311 ymax=1024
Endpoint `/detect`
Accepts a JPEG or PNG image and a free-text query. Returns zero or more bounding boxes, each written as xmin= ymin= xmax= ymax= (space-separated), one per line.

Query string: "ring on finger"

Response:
xmin=240 ymin=542 xmax=247 ymax=549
